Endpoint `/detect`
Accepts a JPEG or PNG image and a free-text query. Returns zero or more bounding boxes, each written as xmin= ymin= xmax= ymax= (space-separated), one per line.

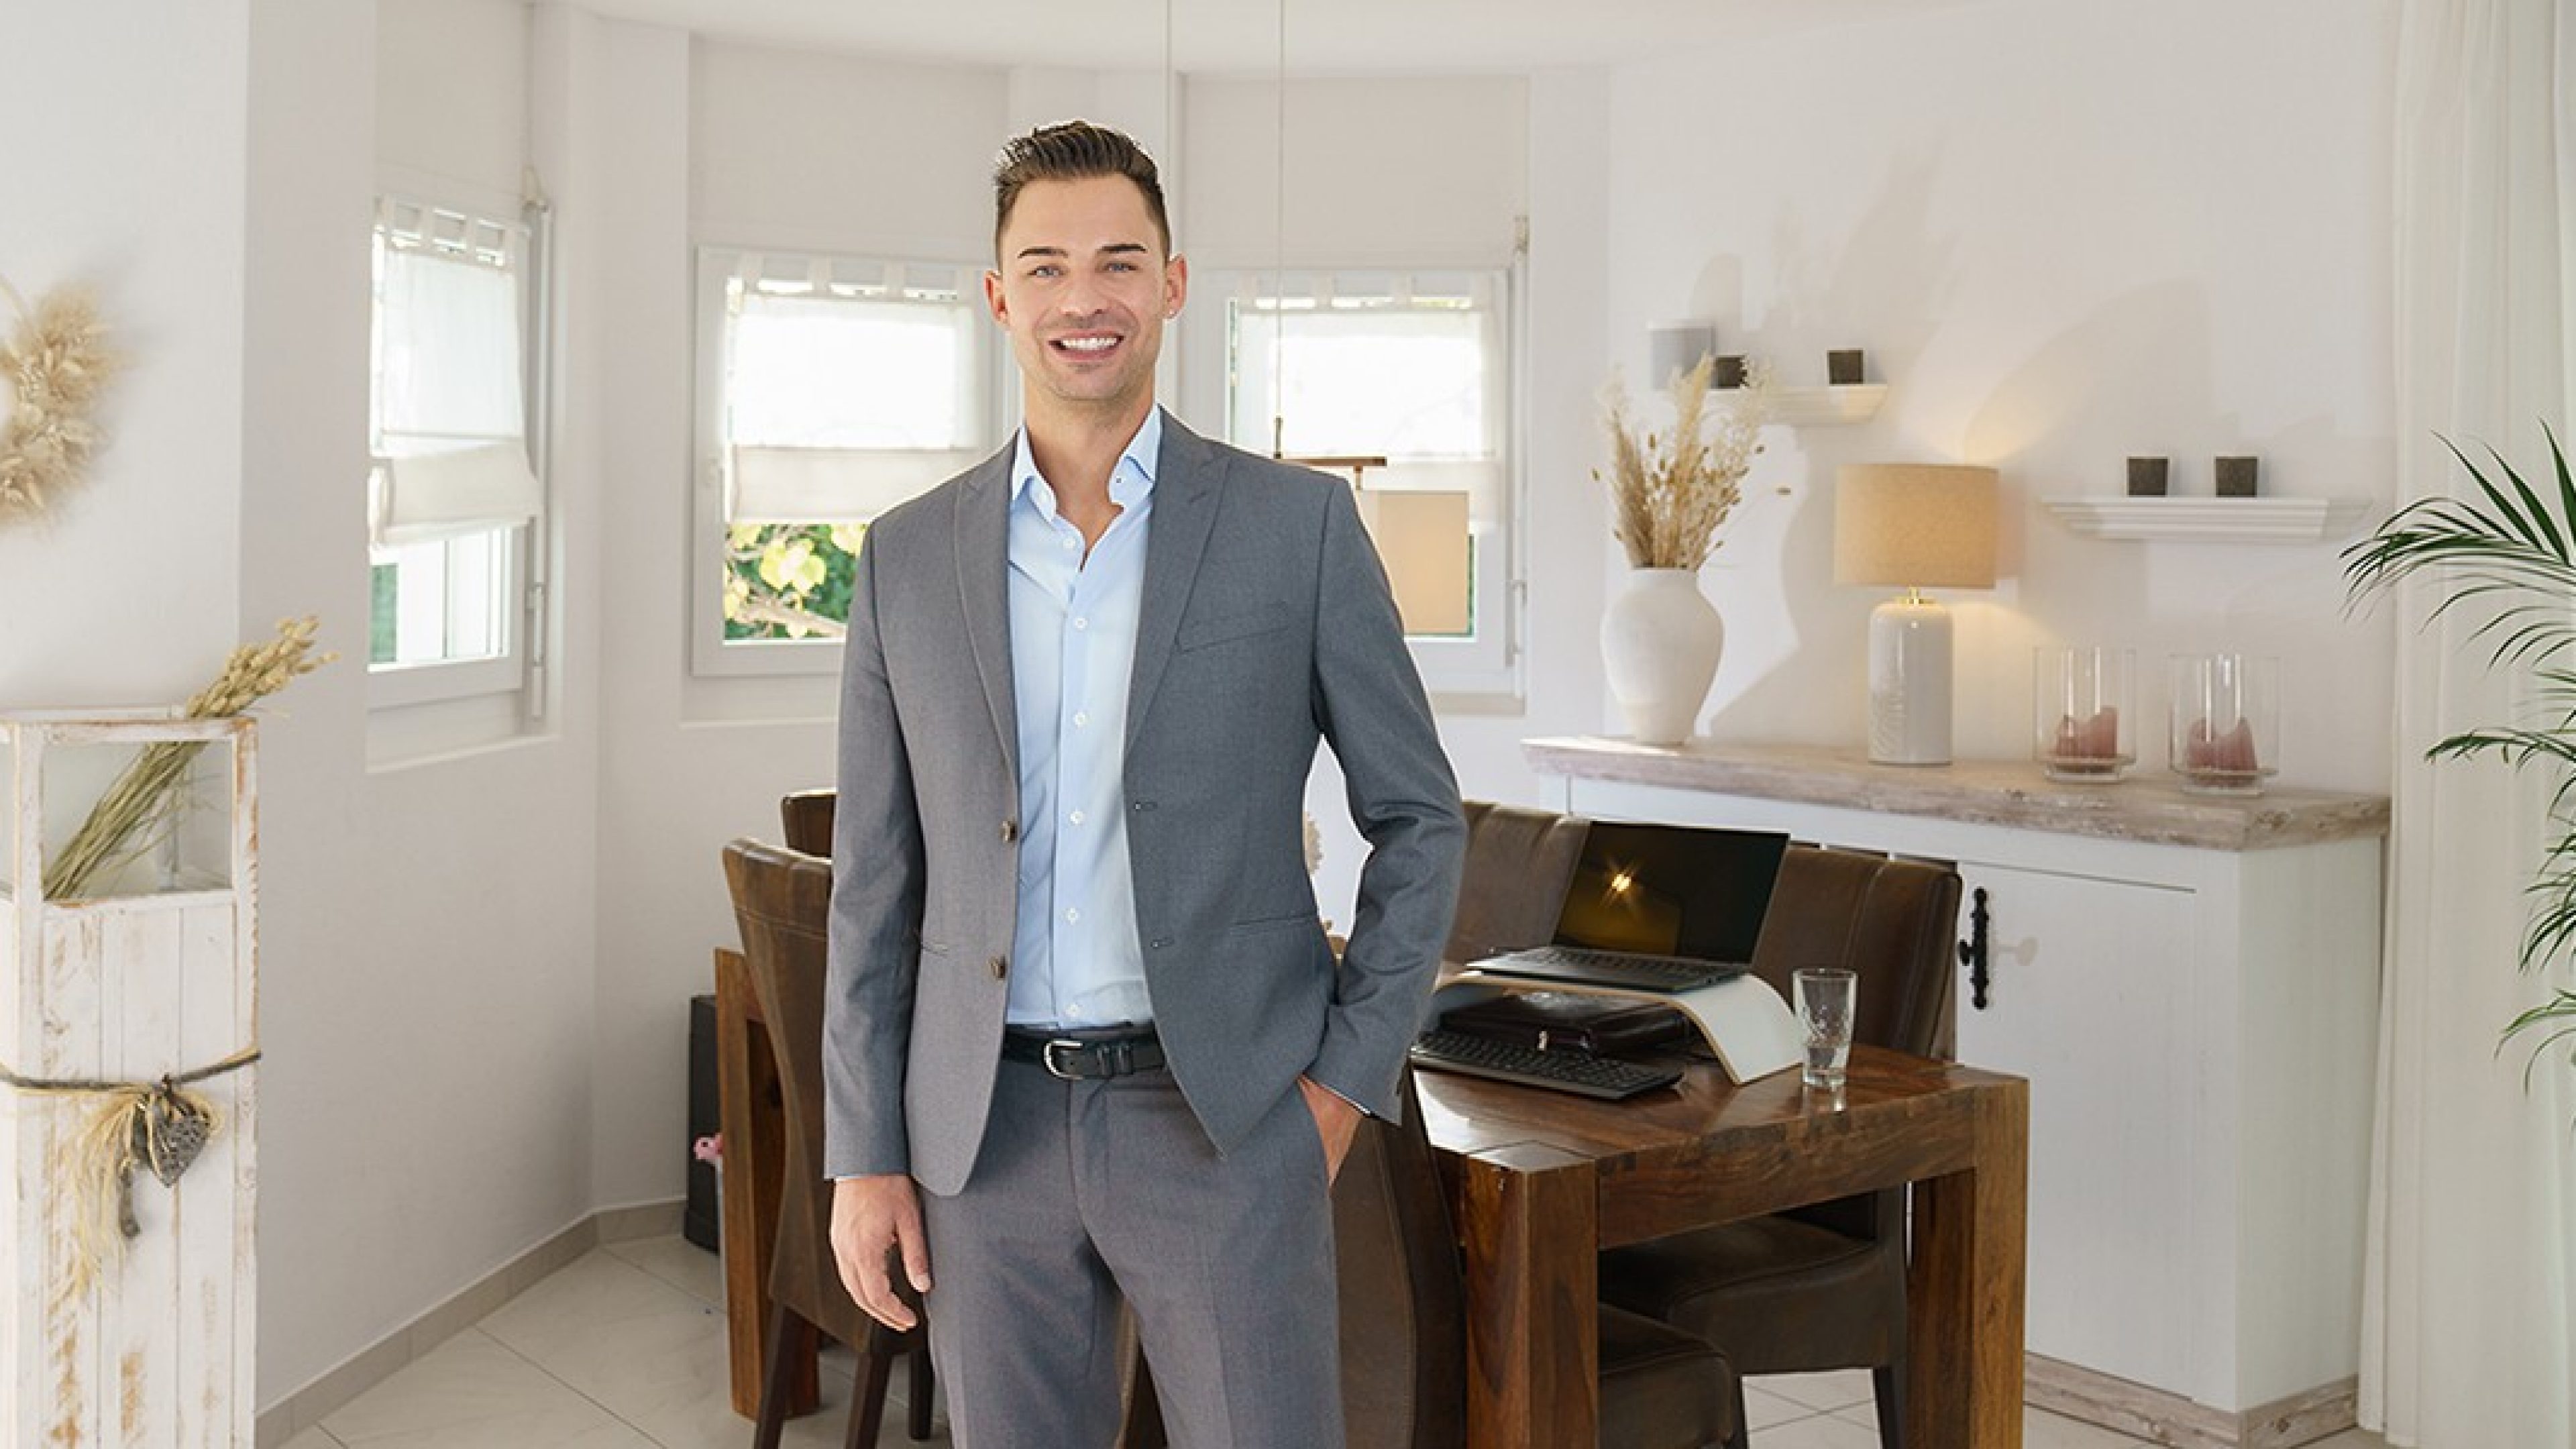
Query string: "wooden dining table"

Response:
xmin=718 ymin=951 xmax=2027 ymax=1445
xmin=1415 ymin=1043 xmax=2029 ymax=1448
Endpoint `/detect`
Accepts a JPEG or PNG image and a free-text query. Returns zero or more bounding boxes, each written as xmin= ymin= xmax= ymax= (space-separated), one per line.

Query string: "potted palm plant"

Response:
xmin=2343 ymin=424 xmax=2576 ymax=1070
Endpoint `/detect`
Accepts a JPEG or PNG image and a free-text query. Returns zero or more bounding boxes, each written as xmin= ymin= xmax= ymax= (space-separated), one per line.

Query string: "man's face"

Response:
xmin=986 ymin=175 xmax=1187 ymax=420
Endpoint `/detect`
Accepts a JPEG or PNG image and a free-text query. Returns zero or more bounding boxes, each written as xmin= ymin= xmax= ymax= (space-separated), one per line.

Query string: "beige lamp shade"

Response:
xmin=1356 ymin=487 xmax=1474 ymax=636
xmin=1833 ymin=464 xmax=2000 ymax=589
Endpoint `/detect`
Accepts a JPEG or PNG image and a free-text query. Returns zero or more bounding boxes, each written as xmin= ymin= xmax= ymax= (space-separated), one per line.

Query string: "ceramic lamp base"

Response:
xmin=1868 ymin=594 xmax=1954 ymax=766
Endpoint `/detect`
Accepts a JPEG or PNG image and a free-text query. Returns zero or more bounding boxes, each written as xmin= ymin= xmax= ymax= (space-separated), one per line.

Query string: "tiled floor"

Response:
xmin=280 ymin=1235 xmax=2392 ymax=1449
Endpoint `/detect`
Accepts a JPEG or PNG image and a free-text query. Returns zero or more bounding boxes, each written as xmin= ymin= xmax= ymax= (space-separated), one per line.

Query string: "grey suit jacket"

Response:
xmin=822 ymin=413 xmax=1465 ymax=1197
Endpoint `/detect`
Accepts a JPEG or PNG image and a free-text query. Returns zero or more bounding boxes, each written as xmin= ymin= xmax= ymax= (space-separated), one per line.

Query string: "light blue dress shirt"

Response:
xmin=1003 ymin=408 xmax=1160 ymax=1029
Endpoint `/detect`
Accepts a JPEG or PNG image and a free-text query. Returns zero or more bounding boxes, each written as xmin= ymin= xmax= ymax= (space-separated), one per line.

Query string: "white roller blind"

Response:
xmin=718 ymin=250 xmax=986 ymax=525
xmin=370 ymin=205 xmax=535 ymax=547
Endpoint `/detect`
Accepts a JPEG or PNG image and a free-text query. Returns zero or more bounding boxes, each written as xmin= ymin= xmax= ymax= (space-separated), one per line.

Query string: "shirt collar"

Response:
xmin=1010 ymin=407 xmax=1163 ymax=513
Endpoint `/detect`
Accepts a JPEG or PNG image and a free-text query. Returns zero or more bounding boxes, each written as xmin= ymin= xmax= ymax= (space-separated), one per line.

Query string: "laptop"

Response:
xmin=1470 ymin=822 xmax=1790 ymax=994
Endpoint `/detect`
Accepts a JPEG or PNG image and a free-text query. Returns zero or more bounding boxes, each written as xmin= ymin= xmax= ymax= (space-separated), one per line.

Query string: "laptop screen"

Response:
xmin=1552 ymin=821 xmax=1790 ymax=962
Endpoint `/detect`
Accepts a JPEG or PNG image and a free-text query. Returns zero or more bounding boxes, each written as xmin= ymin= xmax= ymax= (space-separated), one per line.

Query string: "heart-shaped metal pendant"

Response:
xmin=138 ymin=1086 xmax=213 ymax=1188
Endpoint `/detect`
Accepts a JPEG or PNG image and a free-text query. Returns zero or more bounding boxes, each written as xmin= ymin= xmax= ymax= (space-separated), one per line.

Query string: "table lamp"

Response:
xmin=1833 ymin=464 xmax=1999 ymax=765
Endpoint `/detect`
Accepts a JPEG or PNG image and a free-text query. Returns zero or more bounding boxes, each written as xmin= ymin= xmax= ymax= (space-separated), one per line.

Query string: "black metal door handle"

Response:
xmin=1957 ymin=885 xmax=1992 ymax=1010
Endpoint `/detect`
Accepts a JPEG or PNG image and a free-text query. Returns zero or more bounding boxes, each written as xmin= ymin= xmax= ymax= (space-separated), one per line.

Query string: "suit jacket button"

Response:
xmin=1000 ymin=818 xmax=1020 ymax=843
xmin=988 ymin=955 xmax=1009 ymax=980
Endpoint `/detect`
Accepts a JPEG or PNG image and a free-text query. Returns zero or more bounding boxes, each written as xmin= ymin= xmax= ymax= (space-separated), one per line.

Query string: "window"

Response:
xmin=367 ymin=197 xmax=543 ymax=710
xmin=1207 ymin=269 xmax=1518 ymax=695
xmin=693 ymin=248 xmax=996 ymax=676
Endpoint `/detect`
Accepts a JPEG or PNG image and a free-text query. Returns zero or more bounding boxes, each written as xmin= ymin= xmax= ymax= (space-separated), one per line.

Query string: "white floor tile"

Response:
xmin=2303 ymin=1432 xmax=2389 ymax=1448
xmin=1750 ymin=1407 xmax=1884 ymax=1448
xmin=318 ymin=1330 xmax=655 ymax=1448
xmin=480 ymin=1247 xmax=716 ymax=1352
xmin=603 ymin=1232 xmax=725 ymax=1309
xmin=1752 ymin=1367 xmax=1878 ymax=1413
xmin=1746 ymin=1383 xmax=1825 ymax=1431
xmin=280 ymin=1430 xmax=345 ymax=1449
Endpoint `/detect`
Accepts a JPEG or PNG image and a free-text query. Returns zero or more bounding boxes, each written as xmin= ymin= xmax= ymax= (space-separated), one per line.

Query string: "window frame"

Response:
xmin=364 ymin=189 xmax=549 ymax=717
xmin=1181 ymin=264 xmax=1525 ymax=702
xmin=689 ymin=244 xmax=1002 ymax=679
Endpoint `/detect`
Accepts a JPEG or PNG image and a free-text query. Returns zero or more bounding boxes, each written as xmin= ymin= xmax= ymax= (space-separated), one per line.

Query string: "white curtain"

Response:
xmin=2363 ymin=2 xmax=2576 ymax=1444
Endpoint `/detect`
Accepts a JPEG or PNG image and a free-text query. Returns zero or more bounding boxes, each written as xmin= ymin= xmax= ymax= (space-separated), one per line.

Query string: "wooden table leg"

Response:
xmin=1455 ymin=1142 xmax=1600 ymax=1449
xmin=716 ymin=948 xmax=818 ymax=1419
xmin=1907 ymin=1078 xmax=2029 ymax=1449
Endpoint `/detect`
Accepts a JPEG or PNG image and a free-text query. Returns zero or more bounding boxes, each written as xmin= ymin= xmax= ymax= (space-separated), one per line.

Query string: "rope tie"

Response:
xmin=1 ymin=1046 xmax=261 ymax=1289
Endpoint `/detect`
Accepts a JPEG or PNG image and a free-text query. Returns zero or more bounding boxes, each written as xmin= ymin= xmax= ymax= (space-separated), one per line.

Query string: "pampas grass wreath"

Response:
xmin=0 ymin=272 xmax=119 ymax=526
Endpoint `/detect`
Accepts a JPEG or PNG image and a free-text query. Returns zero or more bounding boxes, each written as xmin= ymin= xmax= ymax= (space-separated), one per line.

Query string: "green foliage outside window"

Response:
xmin=723 ymin=522 xmax=865 ymax=641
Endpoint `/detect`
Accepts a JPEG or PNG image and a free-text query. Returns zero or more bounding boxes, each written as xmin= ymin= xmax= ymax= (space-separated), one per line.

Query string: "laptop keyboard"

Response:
xmin=1409 ymin=1029 xmax=1683 ymax=1102
xmin=1480 ymin=945 xmax=1743 ymax=994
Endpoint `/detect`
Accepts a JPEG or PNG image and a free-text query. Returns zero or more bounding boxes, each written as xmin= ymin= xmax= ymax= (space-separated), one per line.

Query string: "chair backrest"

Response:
xmin=1331 ymin=1067 xmax=1469 ymax=1448
xmin=1444 ymin=800 xmax=1591 ymax=963
xmin=720 ymin=836 xmax=880 ymax=1346
xmin=1748 ymin=845 xmax=1963 ymax=1060
xmin=780 ymin=789 xmax=837 ymax=857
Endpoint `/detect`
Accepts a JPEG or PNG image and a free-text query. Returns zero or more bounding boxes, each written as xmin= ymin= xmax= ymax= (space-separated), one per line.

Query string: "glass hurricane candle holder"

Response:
xmin=2169 ymin=653 xmax=2279 ymax=795
xmin=2034 ymin=645 xmax=2135 ymax=783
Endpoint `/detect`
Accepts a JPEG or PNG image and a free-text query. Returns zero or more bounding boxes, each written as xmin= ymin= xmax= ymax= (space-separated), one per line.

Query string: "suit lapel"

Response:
xmin=955 ymin=449 xmax=1018 ymax=777
xmin=1127 ymin=413 xmax=1225 ymax=751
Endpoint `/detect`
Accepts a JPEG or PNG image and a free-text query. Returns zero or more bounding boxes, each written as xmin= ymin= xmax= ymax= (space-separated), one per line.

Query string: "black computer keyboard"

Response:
xmin=1408 ymin=1030 xmax=1683 ymax=1102
xmin=1477 ymin=944 xmax=1743 ymax=994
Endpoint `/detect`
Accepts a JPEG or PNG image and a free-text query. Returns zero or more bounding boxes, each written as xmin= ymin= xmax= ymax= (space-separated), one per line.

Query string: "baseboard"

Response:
xmin=253 ymin=1197 xmax=687 ymax=1449
xmin=2028 ymin=1354 xmax=2358 ymax=1449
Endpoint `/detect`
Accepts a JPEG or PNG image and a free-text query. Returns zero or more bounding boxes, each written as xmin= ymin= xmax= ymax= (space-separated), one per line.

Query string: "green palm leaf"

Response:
xmin=2345 ymin=422 xmax=2576 ymax=1069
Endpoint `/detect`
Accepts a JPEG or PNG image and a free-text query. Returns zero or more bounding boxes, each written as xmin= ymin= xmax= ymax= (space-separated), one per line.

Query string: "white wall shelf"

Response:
xmin=2040 ymin=496 xmax=2374 ymax=542
xmin=1764 ymin=382 xmax=1887 ymax=428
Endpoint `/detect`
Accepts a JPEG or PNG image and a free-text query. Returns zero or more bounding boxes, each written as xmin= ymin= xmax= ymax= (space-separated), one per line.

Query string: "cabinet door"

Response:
xmin=1953 ymin=861 xmax=2198 ymax=1393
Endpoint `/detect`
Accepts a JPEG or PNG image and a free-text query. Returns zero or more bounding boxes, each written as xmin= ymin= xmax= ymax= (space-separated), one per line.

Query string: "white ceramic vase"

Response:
xmin=1601 ymin=567 xmax=1723 ymax=745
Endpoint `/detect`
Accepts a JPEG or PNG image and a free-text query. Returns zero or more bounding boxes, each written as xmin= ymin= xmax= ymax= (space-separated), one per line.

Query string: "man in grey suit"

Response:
xmin=821 ymin=121 xmax=1464 ymax=1448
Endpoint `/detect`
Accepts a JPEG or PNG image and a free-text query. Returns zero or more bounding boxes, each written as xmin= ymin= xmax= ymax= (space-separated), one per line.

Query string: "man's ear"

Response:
xmin=983 ymin=269 xmax=1008 ymax=324
xmin=1163 ymin=254 xmax=1188 ymax=318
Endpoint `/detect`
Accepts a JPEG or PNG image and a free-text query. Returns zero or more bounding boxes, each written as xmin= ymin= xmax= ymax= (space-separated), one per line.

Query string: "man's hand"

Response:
xmin=830 ymin=1174 xmax=932 ymax=1330
xmin=1297 ymin=1075 xmax=1362 ymax=1184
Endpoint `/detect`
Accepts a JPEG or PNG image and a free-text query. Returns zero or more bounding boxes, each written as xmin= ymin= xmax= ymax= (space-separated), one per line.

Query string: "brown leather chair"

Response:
xmin=1444 ymin=798 xmax=1592 ymax=965
xmin=1120 ymin=1066 xmax=1746 ymax=1449
xmin=722 ymin=838 xmax=934 ymax=1449
xmin=1597 ymin=844 xmax=1964 ymax=1449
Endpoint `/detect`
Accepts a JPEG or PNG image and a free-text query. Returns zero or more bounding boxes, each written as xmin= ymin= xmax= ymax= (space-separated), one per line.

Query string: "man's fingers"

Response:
xmin=831 ymin=1178 xmax=926 ymax=1332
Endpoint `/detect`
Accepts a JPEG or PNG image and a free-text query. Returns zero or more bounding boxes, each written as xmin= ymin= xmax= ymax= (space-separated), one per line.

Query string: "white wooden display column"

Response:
xmin=0 ymin=714 xmax=258 ymax=1448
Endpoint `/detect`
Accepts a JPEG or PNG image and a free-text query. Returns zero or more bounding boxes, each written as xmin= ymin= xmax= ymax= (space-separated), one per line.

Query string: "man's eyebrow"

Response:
xmin=1012 ymin=242 xmax=1153 ymax=262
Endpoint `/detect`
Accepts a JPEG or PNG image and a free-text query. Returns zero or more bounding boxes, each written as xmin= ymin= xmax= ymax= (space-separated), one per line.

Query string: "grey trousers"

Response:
xmin=918 ymin=1057 xmax=1342 ymax=1449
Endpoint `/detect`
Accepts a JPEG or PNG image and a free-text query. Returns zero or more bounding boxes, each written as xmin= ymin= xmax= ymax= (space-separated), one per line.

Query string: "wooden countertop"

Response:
xmin=1523 ymin=737 xmax=2390 ymax=852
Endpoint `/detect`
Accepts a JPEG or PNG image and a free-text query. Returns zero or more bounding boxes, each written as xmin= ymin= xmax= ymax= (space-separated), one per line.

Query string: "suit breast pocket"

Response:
xmin=1176 ymin=600 xmax=1293 ymax=653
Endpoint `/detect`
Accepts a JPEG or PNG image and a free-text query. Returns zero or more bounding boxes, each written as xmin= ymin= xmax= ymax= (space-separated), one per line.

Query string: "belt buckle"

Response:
xmin=1040 ymin=1038 xmax=1089 ymax=1081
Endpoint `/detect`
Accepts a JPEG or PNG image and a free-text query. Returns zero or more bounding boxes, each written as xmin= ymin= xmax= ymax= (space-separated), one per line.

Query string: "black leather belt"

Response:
xmin=1000 ymin=1026 xmax=1166 ymax=1081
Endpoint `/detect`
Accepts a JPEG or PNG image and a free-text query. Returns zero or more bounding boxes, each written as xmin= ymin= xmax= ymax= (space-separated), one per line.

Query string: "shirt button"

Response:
xmin=1060 ymin=535 xmax=1077 ymax=551
xmin=1065 ymin=908 xmax=1081 ymax=924
xmin=1068 ymin=810 xmax=1085 ymax=826
xmin=988 ymin=955 xmax=1009 ymax=980
xmin=1071 ymin=616 xmax=1088 ymax=631
xmin=1000 ymin=818 xmax=1019 ymax=843
xmin=1073 ymin=712 xmax=1089 ymax=729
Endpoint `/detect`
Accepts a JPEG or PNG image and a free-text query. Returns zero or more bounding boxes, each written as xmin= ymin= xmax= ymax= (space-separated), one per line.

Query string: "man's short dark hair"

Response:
xmin=992 ymin=121 xmax=1173 ymax=262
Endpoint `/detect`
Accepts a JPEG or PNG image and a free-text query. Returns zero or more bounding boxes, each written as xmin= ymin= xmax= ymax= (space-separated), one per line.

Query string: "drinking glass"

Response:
xmin=1793 ymin=967 xmax=1857 ymax=1091
xmin=2033 ymin=645 xmax=2135 ymax=783
xmin=2169 ymin=653 xmax=2279 ymax=795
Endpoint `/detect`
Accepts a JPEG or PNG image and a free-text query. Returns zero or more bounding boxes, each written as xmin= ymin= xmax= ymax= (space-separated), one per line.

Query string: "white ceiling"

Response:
xmin=566 ymin=0 xmax=1969 ymax=74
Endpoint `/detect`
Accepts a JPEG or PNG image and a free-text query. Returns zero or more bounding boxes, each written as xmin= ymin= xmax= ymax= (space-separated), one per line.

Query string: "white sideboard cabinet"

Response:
xmin=1526 ymin=737 xmax=2390 ymax=1449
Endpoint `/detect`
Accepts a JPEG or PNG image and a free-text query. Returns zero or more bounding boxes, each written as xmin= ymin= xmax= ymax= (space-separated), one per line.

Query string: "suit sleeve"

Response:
xmin=1303 ymin=482 xmax=1466 ymax=1122
xmin=822 ymin=527 xmax=926 ymax=1179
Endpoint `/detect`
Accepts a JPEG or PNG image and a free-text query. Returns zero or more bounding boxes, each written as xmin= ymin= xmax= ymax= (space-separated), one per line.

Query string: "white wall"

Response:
xmin=252 ymin=0 xmax=605 ymax=1412
xmin=0 ymin=3 xmax=248 ymax=707
xmin=1597 ymin=0 xmax=2400 ymax=793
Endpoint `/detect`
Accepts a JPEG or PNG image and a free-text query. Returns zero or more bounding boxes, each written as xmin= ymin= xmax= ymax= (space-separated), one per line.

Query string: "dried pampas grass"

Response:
xmin=44 ymin=618 xmax=333 ymax=901
xmin=1594 ymin=355 xmax=1772 ymax=570
xmin=1 ymin=274 xmax=119 ymax=525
